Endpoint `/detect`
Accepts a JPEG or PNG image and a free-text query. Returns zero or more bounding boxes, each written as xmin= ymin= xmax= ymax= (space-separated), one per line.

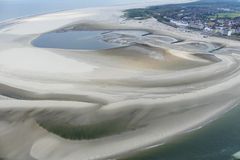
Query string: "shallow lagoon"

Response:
xmin=32 ymin=30 xmax=148 ymax=50
xmin=32 ymin=31 xmax=119 ymax=50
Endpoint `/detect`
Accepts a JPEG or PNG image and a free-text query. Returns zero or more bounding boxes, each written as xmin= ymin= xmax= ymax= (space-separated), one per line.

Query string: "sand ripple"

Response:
xmin=0 ymin=7 xmax=240 ymax=160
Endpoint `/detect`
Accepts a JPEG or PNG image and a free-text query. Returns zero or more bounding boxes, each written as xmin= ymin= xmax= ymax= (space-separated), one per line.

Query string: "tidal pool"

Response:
xmin=32 ymin=30 xmax=148 ymax=50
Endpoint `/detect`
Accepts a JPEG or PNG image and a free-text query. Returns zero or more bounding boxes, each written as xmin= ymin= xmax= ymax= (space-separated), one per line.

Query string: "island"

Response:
xmin=0 ymin=0 xmax=239 ymax=160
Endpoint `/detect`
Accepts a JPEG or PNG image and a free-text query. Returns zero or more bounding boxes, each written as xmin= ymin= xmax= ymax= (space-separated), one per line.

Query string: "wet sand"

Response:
xmin=0 ymin=1 xmax=240 ymax=160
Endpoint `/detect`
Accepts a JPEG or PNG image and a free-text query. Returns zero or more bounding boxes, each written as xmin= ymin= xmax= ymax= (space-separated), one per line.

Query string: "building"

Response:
xmin=222 ymin=29 xmax=232 ymax=36
xmin=189 ymin=22 xmax=204 ymax=30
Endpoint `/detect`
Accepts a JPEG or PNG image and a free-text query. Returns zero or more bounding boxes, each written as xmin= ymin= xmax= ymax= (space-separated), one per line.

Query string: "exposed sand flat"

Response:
xmin=0 ymin=11 xmax=96 ymax=35
xmin=0 ymin=48 xmax=97 ymax=75
xmin=0 ymin=95 xmax=11 ymax=100
xmin=0 ymin=1 xmax=240 ymax=160
xmin=0 ymin=0 xmax=196 ymax=35
xmin=233 ymin=151 xmax=240 ymax=159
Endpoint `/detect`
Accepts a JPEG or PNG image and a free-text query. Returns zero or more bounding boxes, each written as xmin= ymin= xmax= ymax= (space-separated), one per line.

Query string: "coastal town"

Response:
xmin=125 ymin=0 xmax=240 ymax=40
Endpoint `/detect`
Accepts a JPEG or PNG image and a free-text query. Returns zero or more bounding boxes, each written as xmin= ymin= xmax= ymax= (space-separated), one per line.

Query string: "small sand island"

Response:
xmin=0 ymin=0 xmax=240 ymax=160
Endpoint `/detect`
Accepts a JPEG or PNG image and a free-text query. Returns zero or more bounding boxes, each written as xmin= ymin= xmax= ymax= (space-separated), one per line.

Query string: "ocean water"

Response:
xmin=122 ymin=106 xmax=240 ymax=160
xmin=1 ymin=1 xmax=240 ymax=160
xmin=0 ymin=0 xmax=157 ymax=21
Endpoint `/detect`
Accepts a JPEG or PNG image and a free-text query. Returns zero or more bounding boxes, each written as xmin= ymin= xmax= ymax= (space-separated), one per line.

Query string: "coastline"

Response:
xmin=0 ymin=1 xmax=240 ymax=160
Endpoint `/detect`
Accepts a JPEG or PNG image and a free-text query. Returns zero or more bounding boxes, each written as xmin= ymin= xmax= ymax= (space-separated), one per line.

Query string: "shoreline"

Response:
xmin=0 ymin=1 xmax=240 ymax=160
xmin=0 ymin=0 xmax=196 ymax=24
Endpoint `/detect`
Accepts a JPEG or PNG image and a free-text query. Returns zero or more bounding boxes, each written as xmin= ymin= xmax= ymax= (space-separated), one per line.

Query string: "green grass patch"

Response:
xmin=124 ymin=8 xmax=152 ymax=19
xmin=210 ymin=12 xmax=240 ymax=19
